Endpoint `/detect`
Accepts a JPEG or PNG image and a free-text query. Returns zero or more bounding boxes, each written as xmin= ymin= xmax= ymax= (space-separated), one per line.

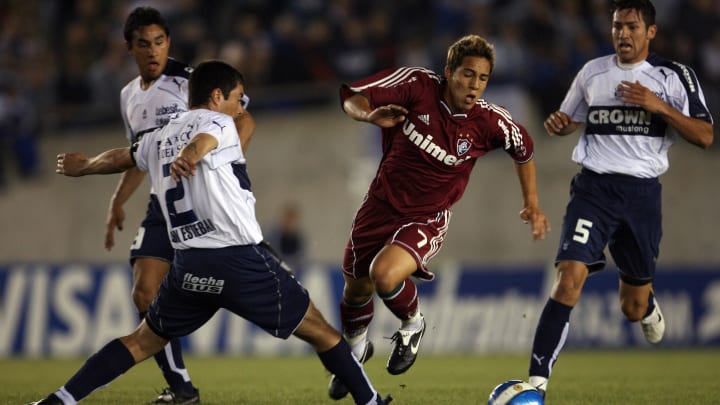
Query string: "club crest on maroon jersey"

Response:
xmin=457 ymin=134 xmax=471 ymax=156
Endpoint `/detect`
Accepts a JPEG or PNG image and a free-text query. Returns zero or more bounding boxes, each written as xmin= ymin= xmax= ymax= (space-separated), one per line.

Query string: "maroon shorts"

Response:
xmin=342 ymin=194 xmax=451 ymax=281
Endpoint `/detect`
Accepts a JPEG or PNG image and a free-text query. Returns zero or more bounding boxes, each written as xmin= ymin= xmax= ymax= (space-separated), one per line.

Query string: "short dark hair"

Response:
xmin=123 ymin=7 xmax=170 ymax=43
xmin=446 ymin=35 xmax=495 ymax=73
xmin=189 ymin=60 xmax=245 ymax=108
xmin=612 ymin=0 xmax=656 ymax=26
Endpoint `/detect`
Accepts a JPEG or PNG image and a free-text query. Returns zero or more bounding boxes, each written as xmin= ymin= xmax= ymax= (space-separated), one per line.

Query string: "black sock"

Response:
xmin=139 ymin=312 xmax=194 ymax=393
xmin=318 ymin=339 xmax=376 ymax=404
xmin=64 ymin=338 xmax=136 ymax=401
xmin=529 ymin=298 xmax=573 ymax=379
xmin=154 ymin=338 xmax=195 ymax=393
xmin=643 ymin=291 xmax=656 ymax=318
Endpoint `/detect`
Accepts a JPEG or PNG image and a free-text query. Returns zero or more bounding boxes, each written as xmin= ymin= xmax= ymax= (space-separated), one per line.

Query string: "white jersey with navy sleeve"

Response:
xmin=120 ymin=59 xmax=191 ymax=145
xmin=560 ymin=53 xmax=713 ymax=178
xmin=134 ymin=109 xmax=264 ymax=249
xmin=120 ymin=59 xmax=191 ymax=198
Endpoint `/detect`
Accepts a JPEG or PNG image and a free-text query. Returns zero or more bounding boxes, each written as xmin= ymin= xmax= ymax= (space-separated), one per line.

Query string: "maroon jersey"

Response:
xmin=340 ymin=67 xmax=534 ymax=216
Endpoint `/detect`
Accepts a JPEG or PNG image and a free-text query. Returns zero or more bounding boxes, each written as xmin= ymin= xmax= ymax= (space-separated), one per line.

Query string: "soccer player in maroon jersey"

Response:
xmin=328 ymin=34 xmax=551 ymax=400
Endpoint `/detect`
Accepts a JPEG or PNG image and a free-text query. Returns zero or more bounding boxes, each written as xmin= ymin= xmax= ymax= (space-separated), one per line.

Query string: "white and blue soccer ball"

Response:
xmin=488 ymin=380 xmax=544 ymax=405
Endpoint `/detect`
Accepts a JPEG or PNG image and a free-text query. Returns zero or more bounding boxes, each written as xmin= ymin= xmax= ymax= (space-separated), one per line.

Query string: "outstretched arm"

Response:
xmin=56 ymin=147 xmax=135 ymax=177
xmin=57 ymin=147 xmax=138 ymax=250
xmin=343 ymin=93 xmax=409 ymax=128
xmin=514 ymin=159 xmax=550 ymax=241
xmin=617 ymin=80 xmax=714 ymax=149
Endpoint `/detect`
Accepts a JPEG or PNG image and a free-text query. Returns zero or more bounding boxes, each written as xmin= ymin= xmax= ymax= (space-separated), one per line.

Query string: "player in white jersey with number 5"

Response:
xmin=528 ymin=0 xmax=714 ymax=400
xmin=31 ymin=60 xmax=392 ymax=405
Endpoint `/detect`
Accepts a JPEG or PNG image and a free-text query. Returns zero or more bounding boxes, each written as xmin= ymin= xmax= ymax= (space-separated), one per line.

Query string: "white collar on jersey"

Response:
xmin=440 ymin=100 xmax=468 ymax=118
xmin=616 ymin=57 xmax=645 ymax=71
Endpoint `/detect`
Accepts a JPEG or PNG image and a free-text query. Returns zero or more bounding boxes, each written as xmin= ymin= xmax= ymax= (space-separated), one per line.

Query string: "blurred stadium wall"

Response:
xmin=1 ymin=87 xmax=718 ymax=265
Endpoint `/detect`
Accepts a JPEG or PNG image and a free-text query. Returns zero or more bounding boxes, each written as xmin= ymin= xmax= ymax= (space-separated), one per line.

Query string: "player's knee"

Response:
xmin=368 ymin=263 xmax=404 ymax=294
xmin=551 ymin=276 xmax=583 ymax=305
xmin=131 ymin=285 xmax=155 ymax=312
xmin=342 ymin=278 xmax=374 ymax=303
xmin=369 ymin=272 xmax=398 ymax=296
xmin=550 ymin=262 xmax=587 ymax=305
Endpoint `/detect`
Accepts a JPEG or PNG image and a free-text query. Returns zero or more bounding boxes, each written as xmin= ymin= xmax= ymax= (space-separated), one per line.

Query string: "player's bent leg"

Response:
xmin=27 ymin=322 xmax=168 ymax=404
xmin=341 ymin=275 xmax=376 ymax=357
xmin=132 ymin=257 xmax=171 ymax=311
xmin=342 ymin=274 xmax=376 ymax=307
xmin=294 ymin=301 xmax=342 ymax=351
xmin=528 ymin=298 xmax=572 ymax=399
xmin=382 ymin=282 xmax=425 ymax=375
xmin=549 ymin=260 xmax=588 ymax=307
xmin=368 ymin=244 xmax=417 ymax=294
xmin=369 ymin=245 xmax=426 ymax=375
xmin=133 ymin=258 xmax=199 ymax=403
xmin=330 ymin=295 xmax=375 ymax=400
xmin=620 ymin=281 xmax=665 ymax=344
xmin=328 ymin=277 xmax=376 ymax=400
xmin=328 ymin=340 xmax=375 ymax=400
xmin=529 ymin=261 xmax=588 ymax=398
xmin=25 ymin=337 xmax=139 ymax=405
xmin=618 ymin=281 xmax=653 ymax=321
xmin=295 ymin=302 xmax=390 ymax=405
xmin=340 ymin=297 xmax=374 ymax=359
xmin=640 ymin=295 xmax=665 ymax=344
xmin=120 ymin=320 xmax=171 ymax=362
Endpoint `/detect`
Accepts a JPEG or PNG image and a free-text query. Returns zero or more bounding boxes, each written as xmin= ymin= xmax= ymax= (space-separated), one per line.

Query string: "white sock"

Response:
xmin=56 ymin=387 xmax=78 ymax=405
xmin=400 ymin=311 xmax=423 ymax=330
xmin=528 ymin=376 xmax=548 ymax=391
xmin=344 ymin=328 xmax=368 ymax=360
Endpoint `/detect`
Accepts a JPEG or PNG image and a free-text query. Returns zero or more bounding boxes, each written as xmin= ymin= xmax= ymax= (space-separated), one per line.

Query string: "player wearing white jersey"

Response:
xmin=528 ymin=0 xmax=714 ymax=400
xmin=559 ymin=51 xmax=711 ymax=178
xmin=106 ymin=9 xmax=256 ymax=403
xmin=104 ymin=8 xmax=200 ymax=403
xmin=134 ymin=108 xmax=263 ymax=250
xmin=33 ymin=61 xmax=392 ymax=405
xmin=119 ymin=58 xmax=189 ymax=146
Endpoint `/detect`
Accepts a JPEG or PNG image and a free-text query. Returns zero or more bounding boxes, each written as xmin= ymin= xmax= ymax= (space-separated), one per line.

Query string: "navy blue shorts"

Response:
xmin=129 ymin=194 xmax=174 ymax=265
xmin=145 ymin=244 xmax=310 ymax=340
xmin=555 ymin=169 xmax=662 ymax=285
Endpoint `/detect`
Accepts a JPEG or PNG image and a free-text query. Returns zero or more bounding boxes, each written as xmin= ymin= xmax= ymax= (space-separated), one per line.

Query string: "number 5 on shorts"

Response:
xmin=573 ymin=219 xmax=593 ymax=244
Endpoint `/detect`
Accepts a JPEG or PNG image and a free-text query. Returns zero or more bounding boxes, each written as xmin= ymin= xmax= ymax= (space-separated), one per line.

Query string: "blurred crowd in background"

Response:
xmin=1 ymin=0 xmax=719 ymax=190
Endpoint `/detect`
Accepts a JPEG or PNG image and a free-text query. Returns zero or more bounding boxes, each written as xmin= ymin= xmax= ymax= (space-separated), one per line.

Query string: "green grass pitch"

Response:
xmin=2 ymin=349 xmax=719 ymax=404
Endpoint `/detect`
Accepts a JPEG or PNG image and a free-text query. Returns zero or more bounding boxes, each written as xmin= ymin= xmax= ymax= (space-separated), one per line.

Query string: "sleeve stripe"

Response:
xmin=349 ymin=67 xmax=438 ymax=91
xmin=487 ymin=103 xmax=525 ymax=151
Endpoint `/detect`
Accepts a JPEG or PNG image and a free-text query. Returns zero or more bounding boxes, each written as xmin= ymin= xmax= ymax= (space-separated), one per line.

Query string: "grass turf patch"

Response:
xmin=2 ymin=349 xmax=718 ymax=404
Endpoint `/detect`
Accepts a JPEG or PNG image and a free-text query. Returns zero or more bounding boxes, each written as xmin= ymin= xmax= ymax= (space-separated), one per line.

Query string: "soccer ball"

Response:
xmin=488 ymin=380 xmax=544 ymax=405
